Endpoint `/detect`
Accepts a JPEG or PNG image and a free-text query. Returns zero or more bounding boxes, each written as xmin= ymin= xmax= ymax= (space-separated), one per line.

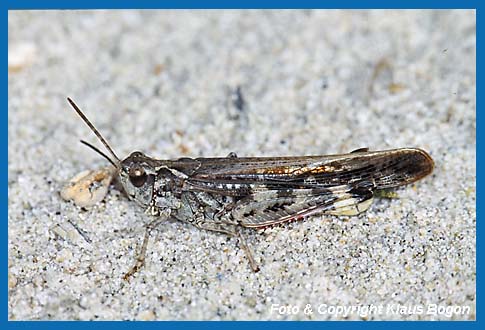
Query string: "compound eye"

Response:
xmin=129 ymin=166 xmax=147 ymax=187
xmin=130 ymin=151 xmax=144 ymax=158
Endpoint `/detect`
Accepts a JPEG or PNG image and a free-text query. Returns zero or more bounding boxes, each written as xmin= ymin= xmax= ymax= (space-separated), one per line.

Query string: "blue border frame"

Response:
xmin=4 ymin=1 xmax=480 ymax=9
xmin=5 ymin=0 xmax=479 ymax=327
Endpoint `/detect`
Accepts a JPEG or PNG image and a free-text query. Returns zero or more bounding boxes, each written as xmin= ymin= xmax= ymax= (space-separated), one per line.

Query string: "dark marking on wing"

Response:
xmin=178 ymin=148 xmax=433 ymax=196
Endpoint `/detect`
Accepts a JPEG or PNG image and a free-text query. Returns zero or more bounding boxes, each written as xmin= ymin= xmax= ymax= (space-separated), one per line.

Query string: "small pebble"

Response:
xmin=136 ymin=309 xmax=156 ymax=321
xmin=60 ymin=167 xmax=116 ymax=207
xmin=8 ymin=273 xmax=18 ymax=289
xmin=8 ymin=42 xmax=37 ymax=72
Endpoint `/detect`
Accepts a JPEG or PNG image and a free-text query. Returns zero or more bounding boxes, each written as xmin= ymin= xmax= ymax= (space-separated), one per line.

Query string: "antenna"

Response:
xmin=80 ymin=140 xmax=118 ymax=168
xmin=67 ymin=97 xmax=121 ymax=168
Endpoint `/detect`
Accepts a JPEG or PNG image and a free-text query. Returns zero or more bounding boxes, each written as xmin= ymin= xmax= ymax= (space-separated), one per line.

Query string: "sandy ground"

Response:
xmin=8 ymin=10 xmax=475 ymax=320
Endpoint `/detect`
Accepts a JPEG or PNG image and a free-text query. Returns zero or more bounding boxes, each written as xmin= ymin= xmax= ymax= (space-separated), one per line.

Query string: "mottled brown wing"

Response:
xmin=178 ymin=148 xmax=433 ymax=196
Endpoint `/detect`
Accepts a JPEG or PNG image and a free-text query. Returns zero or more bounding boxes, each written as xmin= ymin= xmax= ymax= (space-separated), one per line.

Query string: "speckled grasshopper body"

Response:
xmin=67 ymin=98 xmax=434 ymax=280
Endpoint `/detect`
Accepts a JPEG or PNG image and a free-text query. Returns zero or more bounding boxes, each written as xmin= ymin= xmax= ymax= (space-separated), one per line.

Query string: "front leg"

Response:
xmin=123 ymin=215 xmax=168 ymax=281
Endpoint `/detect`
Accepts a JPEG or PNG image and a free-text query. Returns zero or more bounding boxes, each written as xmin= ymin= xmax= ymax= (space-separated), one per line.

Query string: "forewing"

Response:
xmin=178 ymin=148 xmax=433 ymax=194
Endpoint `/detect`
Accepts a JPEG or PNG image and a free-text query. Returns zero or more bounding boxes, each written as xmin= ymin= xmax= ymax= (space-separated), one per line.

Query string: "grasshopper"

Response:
xmin=66 ymin=98 xmax=434 ymax=279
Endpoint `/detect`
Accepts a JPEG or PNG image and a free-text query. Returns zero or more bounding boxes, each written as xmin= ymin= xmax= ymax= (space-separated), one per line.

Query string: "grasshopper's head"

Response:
xmin=67 ymin=98 xmax=155 ymax=207
xmin=118 ymin=151 xmax=156 ymax=207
